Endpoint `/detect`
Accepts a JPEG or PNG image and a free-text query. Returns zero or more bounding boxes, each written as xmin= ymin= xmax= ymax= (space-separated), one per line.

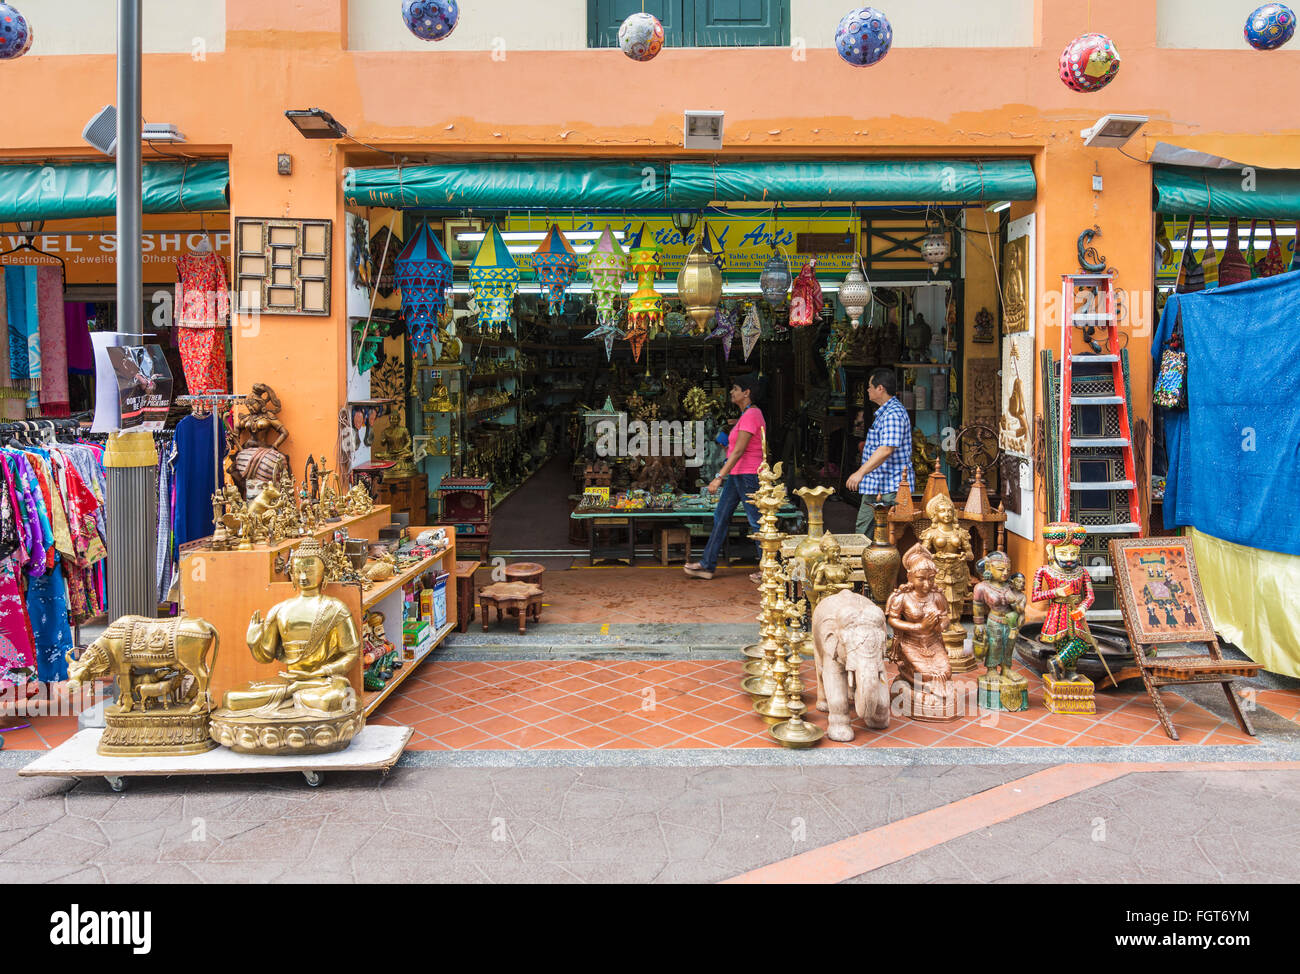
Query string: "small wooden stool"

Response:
xmin=657 ymin=526 xmax=692 ymax=566
xmin=478 ymin=582 xmax=544 ymax=634
xmin=504 ymin=562 xmax=546 ymax=588
xmin=454 ymin=560 xmax=481 ymax=634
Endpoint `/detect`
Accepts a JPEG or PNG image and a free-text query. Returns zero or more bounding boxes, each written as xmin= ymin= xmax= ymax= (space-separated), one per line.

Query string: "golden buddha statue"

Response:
xmin=209 ymin=538 xmax=364 ymax=754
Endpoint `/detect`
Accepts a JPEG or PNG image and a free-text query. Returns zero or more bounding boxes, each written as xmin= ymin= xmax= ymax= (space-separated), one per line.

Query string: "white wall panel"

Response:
xmin=793 ymin=0 xmax=1034 ymax=48
xmin=349 ymin=0 xmax=588 ymax=51
xmin=1158 ymin=0 xmax=1282 ymax=49
xmin=18 ymin=0 xmax=225 ymax=55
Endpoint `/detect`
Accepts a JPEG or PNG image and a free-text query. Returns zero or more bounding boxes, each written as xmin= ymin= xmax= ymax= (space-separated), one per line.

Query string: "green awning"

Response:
xmin=666 ymin=159 xmax=1037 ymax=205
xmin=344 ymin=162 xmax=671 ymax=209
xmin=1154 ymin=164 xmax=1300 ymax=219
xmin=0 ymin=160 xmax=229 ymax=222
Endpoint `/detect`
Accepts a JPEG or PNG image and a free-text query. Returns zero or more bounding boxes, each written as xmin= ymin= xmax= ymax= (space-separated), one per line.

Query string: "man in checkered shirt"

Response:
xmin=847 ymin=368 xmax=914 ymax=535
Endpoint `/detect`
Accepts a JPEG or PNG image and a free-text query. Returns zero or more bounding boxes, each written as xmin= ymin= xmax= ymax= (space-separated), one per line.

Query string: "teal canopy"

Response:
xmin=344 ymin=162 xmax=672 ymax=209
xmin=344 ymin=159 xmax=1036 ymax=210
xmin=1154 ymin=164 xmax=1300 ymax=219
xmin=667 ymin=160 xmax=1037 ymax=205
xmin=0 ymin=160 xmax=229 ymax=222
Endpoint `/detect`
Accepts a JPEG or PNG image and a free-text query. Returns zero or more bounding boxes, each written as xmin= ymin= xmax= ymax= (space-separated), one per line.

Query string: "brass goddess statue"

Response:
xmin=209 ymin=538 xmax=364 ymax=754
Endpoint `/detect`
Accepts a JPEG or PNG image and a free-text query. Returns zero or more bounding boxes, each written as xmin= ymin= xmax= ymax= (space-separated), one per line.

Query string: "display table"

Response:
xmin=478 ymin=581 xmax=544 ymax=633
xmin=19 ymin=726 xmax=412 ymax=791
xmin=570 ymin=508 xmax=801 ymax=566
xmin=454 ymin=559 xmax=481 ymax=634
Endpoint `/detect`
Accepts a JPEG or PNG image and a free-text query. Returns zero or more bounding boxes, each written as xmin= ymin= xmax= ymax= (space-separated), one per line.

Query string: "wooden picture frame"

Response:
xmin=443 ymin=217 xmax=484 ymax=266
xmin=235 ymin=217 xmax=332 ymax=316
xmin=1109 ymin=537 xmax=1216 ymax=645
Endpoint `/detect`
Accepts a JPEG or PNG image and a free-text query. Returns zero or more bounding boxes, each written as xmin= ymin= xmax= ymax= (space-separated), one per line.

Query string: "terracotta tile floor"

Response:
xmin=370 ymin=658 xmax=1260 ymax=751
xmin=1250 ymin=687 xmax=1300 ymax=725
xmin=525 ymin=566 xmax=759 ymax=625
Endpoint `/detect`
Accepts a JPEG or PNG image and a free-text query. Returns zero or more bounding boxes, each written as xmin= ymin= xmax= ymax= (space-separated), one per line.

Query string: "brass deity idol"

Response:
xmin=67 ymin=615 xmax=220 ymax=755
xmin=885 ymin=545 xmax=959 ymax=721
xmin=807 ymin=534 xmax=854 ymax=611
xmin=378 ymin=422 xmax=418 ymax=477
xmin=918 ymin=493 xmax=977 ymax=672
xmin=971 ymin=551 xmax=1029 ymax=712
xmin=209 ymin=538 xmax=364 ymax=754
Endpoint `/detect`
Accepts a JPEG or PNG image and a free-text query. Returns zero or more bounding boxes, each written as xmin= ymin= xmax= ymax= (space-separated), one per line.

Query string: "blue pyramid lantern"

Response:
xmin=700 ymin=222 xmax=726 ymax=271
xmin=529 ymin=225 xmax=581 ymax=315
xmin=394 ymin=221 xmax=454 ymax=360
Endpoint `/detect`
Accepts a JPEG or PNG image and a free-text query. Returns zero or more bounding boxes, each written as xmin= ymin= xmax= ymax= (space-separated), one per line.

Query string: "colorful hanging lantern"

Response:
xmin=741 ymin=304 xmax=762 ymax=361
xmin=626 ymin=225 xmax=663 ymax=362
xmin=619 ymin=12 xmax=664 ymax=61
xmin=529 ymin=225 xmax=580 ymax=315
xmin=468 ymin=224 xmax=520 ymax=332
xmin=583 ymin=318 xmax=625 ymax=362
xmin=710 ymin=302 xmax=739 ymax=360
xmin=921 ymin=227 xmax=951 ymax=268
xmin=586 ymin=225 xmax=628 ymax=324
xmin=835 ymin=7 xmax=893 ymax=67
xmin=1059 ymin=33 xmax=1121 ymax=92
xmin=0 ymin=4 xmax=32 ymax=60
xmin=402 ymin=0 xmax=459 ymax=41
xmin=678 ymin=222 xmax=724 ymax=335
xmin=1245 ymin=3 xmax=1295 ymax=49
xmin=393 ymin=220 xmax=454 ymax=360
xmin=759 ymin=252 xmax=792 ymax=308
xmin=838 ymin=256 xmax=872 ymax=328
xmin=789 ymin=260 xmax=825 ymax=327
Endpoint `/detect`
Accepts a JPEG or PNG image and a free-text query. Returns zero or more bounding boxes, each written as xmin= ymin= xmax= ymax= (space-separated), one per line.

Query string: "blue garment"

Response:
xmin=1154 ymin=273 xmax=1300 ymax=555
xmin=698 ymin=473 xmax=761 ymax=572
xmin=859 ymin=395 xmax=913 ymax=494
xmin=26 ymin=564 xmax=71 ymax=682
xmin=173 ymin=413 xmax=227 ymax=554
xmin=4 ymin=266 xmax=31 ymax=381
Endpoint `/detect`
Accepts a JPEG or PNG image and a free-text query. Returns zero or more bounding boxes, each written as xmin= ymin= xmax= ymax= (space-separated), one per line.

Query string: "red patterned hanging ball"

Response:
xmin=1059 ymin=32 xmax=1121 ymax=92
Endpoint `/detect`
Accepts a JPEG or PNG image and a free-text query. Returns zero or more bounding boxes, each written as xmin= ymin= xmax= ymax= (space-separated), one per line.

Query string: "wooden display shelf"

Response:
xmin=361 ymin=622 xmax=455 ymax=716
xmin=361 ymin=550 xmax=449 ymax=609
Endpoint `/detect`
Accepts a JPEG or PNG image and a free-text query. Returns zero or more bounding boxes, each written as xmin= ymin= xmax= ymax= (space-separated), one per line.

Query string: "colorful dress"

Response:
xmin=1031 ymin=564 xmax=1095 ymax=644
xmin=175 ymin=252 xmax=230 ymax=394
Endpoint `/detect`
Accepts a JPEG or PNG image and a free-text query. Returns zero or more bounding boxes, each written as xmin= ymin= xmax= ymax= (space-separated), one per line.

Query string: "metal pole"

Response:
xmin=116 ymin=0 xmax=142 ymax=347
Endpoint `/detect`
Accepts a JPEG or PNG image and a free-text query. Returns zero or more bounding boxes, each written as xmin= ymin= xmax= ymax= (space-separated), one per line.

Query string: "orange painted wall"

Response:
xmin=4 ymin=0 xmax=1297 ymax=574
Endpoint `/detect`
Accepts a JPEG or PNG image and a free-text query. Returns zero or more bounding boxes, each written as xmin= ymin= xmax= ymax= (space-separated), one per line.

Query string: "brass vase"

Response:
xmin=792 ymin=485 xmax=835 ymax=573
xmin=861 ymin=503 xmax=901 ymax=606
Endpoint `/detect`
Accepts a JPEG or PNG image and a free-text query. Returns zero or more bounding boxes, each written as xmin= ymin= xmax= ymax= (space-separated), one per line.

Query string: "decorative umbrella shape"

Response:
xmin=586 ymin=225 xmax=628 ymax=324
xmin=468 ymin=224 xmax=520 ymax=332
xmin=789 ymin=259 xmax=825 ymax=326
xmin=583 ymin=317 xmax=625 ymax=362
xmin=626 ymin=224 xmax=663 ymax=362
xmin=741 ymin=303 xmax=762 ymax=360
xmin=710 ymin=302 xmax=739 ymax=360
xmin=393 ymin=220 xmax=454 ymax=360
xmin=529 ymin=225 xmax=580 ymax=315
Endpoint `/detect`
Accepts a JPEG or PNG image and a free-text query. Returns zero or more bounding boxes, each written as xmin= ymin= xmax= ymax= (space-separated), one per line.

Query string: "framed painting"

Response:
xmin=1109 ymin=537 xmax=1216 ymax=645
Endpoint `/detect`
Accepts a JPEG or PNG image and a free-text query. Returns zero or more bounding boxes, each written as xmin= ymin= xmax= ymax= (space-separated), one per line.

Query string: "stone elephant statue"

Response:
xmin=66 ymin=615 xmax=219 ymax=715
xmin=811 ymin=589 xmax=890 ymax=741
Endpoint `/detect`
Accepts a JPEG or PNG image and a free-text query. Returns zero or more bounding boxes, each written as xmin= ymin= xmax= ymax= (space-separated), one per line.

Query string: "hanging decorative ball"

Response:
xmin=1245 ymin=3 xmax=1295 ymax=50
xmin=838 ymin=260 xmax=872 ymax=328
xmin=835 ymin=7 xmax=893 ymax=67
xmin=921 ymin=229 xmax=951 ymax=268
xmin=402 ymin=0 xmax=459 ymax=42
xmin=619 ymin=12 xmax=665 ymax=62
xmin=0 ymin=4 xmax=32 ymax=60
xmin=1059 ymin=33 xmax=1121 ymax=92
xmin=759 ymin=252 xmax=792 ymax=308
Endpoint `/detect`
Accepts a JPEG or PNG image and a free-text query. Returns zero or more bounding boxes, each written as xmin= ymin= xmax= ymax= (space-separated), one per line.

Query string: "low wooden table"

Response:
xmin=569 ymin=508 xmax=801 ymax=566
xmin=504 ymin=562 xmax=545 ymax=587
xmin=478 ymin=581 xmax=544 ymax=634
xmin=454 ymin=559 xmax=482 ymax=634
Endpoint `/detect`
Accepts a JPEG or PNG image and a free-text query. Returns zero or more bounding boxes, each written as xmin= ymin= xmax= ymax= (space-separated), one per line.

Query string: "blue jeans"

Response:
xmin=699 ymin=473 xmax=761 ymax=571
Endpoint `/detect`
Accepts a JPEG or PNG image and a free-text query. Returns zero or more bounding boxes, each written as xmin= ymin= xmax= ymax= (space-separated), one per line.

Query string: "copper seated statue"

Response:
xmin=885 ymin=544 xmax=959 ymax=722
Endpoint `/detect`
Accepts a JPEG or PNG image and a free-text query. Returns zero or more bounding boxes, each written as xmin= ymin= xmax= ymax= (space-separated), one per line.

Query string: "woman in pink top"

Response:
xmin=685 ymin=376 xmax=767 ymax=580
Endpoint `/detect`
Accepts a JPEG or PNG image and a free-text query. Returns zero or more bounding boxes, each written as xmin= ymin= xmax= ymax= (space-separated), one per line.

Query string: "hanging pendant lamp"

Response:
xmin=678 ymin=222 xmax=724 ymax=335
xmin=760 ymin=251 xmax=792 ymax=308
xmin=839 ymin=254 xmax=873 ymax=328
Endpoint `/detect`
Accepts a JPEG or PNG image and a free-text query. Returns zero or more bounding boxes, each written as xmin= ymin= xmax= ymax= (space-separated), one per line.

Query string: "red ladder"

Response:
xmin=1059 ymin=273 xmax=1141 ymax=533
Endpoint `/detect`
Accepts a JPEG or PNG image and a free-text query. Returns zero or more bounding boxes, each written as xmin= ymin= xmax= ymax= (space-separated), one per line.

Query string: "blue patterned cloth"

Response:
xmin=859 ymin=395 xmax=913 ymax=495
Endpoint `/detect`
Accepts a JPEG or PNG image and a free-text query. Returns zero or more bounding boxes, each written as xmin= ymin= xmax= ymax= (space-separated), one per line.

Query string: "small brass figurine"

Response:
xmin=209 ymin=538 xmax=364 ymax=754
xmin=378 ymin=422 xmax=418 ymax=477
xmin=886 ymin=545 xmax=959 ymax=721
xmin=918 ymin=493 xmax=977 ymax=672
xmin=66 ymin=615 xmax=221 ymax=755
xmin=807 ymin=534 xmax=854 ymax=612
xmin=972 ymin=552 xmax=1029 ymax=712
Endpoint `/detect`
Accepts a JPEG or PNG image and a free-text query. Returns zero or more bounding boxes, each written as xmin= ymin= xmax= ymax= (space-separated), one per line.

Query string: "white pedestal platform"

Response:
xmin=19 ymin=726 xmax=412 ymax=791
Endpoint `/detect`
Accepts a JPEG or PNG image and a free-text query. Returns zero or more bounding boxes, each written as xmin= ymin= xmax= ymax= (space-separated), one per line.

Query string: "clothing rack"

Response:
xmin=176 ymin=393 xmax=247 ymax=499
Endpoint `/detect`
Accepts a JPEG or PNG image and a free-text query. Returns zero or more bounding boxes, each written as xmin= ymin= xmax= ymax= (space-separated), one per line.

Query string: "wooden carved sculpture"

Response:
xmin=231 ymin=383 xmax=290 ymax=492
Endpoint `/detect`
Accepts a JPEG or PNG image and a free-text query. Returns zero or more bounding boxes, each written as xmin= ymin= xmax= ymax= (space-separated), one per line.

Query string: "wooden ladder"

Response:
xmin=1059 ymin=272 xmax=1142 ymax=534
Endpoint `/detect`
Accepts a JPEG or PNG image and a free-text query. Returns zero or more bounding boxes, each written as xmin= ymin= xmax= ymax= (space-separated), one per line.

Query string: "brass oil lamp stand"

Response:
xmin=741 ymin=449 xmax=792 ymax=691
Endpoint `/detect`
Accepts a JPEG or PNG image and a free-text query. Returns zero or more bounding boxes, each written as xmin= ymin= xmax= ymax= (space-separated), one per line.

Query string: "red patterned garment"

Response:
xmin=1031 ymin=565 xmax=1094 ymax=644
xmin=175 ymin=252 xmax=230 ymax=394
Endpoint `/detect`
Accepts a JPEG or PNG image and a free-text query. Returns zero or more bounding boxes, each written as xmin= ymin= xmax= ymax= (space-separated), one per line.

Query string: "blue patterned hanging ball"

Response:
xmin=402 ymin=0 xmax=459 ymax=42
xmin=1245 ymin=3 xmax=1295 ymax=50
xmin=0 ymin=4 xmax=33 ymax=61
xmin=836 ymin=6 xmax=892 ymax=67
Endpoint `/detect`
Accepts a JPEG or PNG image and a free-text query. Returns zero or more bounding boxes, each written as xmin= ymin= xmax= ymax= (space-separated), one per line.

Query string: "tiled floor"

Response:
xmin=523 ymin=566 xmax=760 ymax=625
xmin=368 ymin=657 xmax=1267 ymax=751
xmin=1253 ymin=688 xmax=1300 ymax=725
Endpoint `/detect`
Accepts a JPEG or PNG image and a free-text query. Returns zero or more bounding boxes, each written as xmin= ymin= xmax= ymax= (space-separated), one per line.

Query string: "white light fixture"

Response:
xmin=986 ymin=200 xmax=1011 ymax=214
xmin=683 ymin=110 xmax=725 ymax=151
xmin=81 ymin=105 xmax=188 ymax=156
xmin=1081 ymin=113 xmax=1148 ymax=149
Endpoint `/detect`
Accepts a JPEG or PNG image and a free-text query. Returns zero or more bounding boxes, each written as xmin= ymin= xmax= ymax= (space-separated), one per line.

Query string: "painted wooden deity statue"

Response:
xmin=1031 ymin=521 xmax=1096 ymax=682
xmin=972 ymin=551 xmax=1030 ymax=712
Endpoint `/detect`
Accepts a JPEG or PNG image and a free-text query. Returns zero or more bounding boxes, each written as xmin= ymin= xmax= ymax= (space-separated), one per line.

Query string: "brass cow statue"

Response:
xmin=66 ymin=616 xmax=220 ymax=714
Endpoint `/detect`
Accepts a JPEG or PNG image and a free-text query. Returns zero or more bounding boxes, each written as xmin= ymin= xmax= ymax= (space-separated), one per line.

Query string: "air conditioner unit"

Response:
xmin=81 ymin=105 xmax=188 ymax=156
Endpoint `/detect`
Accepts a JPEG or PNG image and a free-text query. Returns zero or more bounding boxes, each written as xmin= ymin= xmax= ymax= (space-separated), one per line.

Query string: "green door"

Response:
xmin=693 ymin=0 xmax=788 ymax=47
xmin=588 ymin=0 xmax=689 ymax=48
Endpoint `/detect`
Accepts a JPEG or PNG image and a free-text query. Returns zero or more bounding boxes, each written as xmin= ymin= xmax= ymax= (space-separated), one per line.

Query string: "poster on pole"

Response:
xmin=999 ymin=213 xmax=1035 ymax=540
xmin=107 ymin=345 xmax=173 ymax=431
